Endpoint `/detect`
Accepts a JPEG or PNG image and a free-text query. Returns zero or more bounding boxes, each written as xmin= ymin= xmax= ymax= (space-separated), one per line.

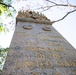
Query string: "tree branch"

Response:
xmin=34 ymin=2 xmax=76 ymax=12
xmin=45 ymin=0 xmax=76 ymax=8
xmin=45 ymin=0 xmax=57 ymax=5
xmin=33 ymin=0 xmax=76 ymax=24
xmin=0 ymin=2 xmax=11 ymax=7
xmin=39 ymin=0 xmax=76 ymax=11
xmin=0 ymin=2 xmax=16 ymax=11
xmin=51 ymin=9 xmax=76 ymax=24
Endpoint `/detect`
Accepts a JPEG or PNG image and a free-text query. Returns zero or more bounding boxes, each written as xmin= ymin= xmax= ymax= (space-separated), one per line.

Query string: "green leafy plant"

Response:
xmin=0 ymin=2 xmax=17 ymax=33
xmin=0 ymin=48 xmax=8 ymax=73
xmin=0 ymin=23 xmax=7 ymax=32
xmin=0 ymin=4 xmax=8 ymax=15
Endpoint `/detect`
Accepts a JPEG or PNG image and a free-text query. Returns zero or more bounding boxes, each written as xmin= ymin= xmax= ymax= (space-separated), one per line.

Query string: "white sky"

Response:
xmin=11 ymin=0 xmax=76 ymax=49
xmin=42 ymin=0 xmax=76 ymax=49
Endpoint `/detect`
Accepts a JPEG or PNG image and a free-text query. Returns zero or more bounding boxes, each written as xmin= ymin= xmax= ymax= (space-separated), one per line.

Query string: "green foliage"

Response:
xmin=0 ymin=4 xmax=8 ymax=15
xmin=0 ymin=0 xmax=12 ymax=5
xmin=0 ymin=25 xmax=3 ymax=32
xmin=0 ymin=0 xmax=3 ymax=2
xmin=0 ymin=48 xmax=8 ymax=71
xmin=0 ymin=23 xmax=7 ymax=32
xmin=0 ymin=2 xmax=17 ymax=33
xmin=0 ymin=0 xmax=19 ymax=72
xmin=0 ymin=69 xmax=2 ymax=74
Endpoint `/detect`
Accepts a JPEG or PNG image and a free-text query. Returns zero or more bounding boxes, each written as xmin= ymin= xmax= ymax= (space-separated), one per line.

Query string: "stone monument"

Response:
xmin=1 ymin=11 xmax=76 ymax=75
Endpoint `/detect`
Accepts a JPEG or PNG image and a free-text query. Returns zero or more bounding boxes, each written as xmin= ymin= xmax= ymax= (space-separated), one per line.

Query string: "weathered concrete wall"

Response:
xmin=1 ymin=21 xmax=76 ymax=75
xmin=16 ymin=18 xmax=52 ymax=25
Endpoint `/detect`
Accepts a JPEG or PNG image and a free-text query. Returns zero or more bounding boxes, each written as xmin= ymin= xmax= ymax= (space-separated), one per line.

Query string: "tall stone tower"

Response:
xmin=1 ymin=11 xmax=76 ymax=75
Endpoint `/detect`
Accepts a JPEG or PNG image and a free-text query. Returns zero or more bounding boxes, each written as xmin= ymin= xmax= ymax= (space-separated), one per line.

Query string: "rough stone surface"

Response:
xmin=1 ymin=21 xmax=76 ymax=75
xmin=17 ymin=10 xmax=50 ymax=21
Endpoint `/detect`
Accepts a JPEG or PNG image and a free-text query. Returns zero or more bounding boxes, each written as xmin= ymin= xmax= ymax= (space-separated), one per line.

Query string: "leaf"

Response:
xmin=0 ymin=25 xmax=3 ymax=32
xmin=0 ymin=4 xmax=8 ymax=15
